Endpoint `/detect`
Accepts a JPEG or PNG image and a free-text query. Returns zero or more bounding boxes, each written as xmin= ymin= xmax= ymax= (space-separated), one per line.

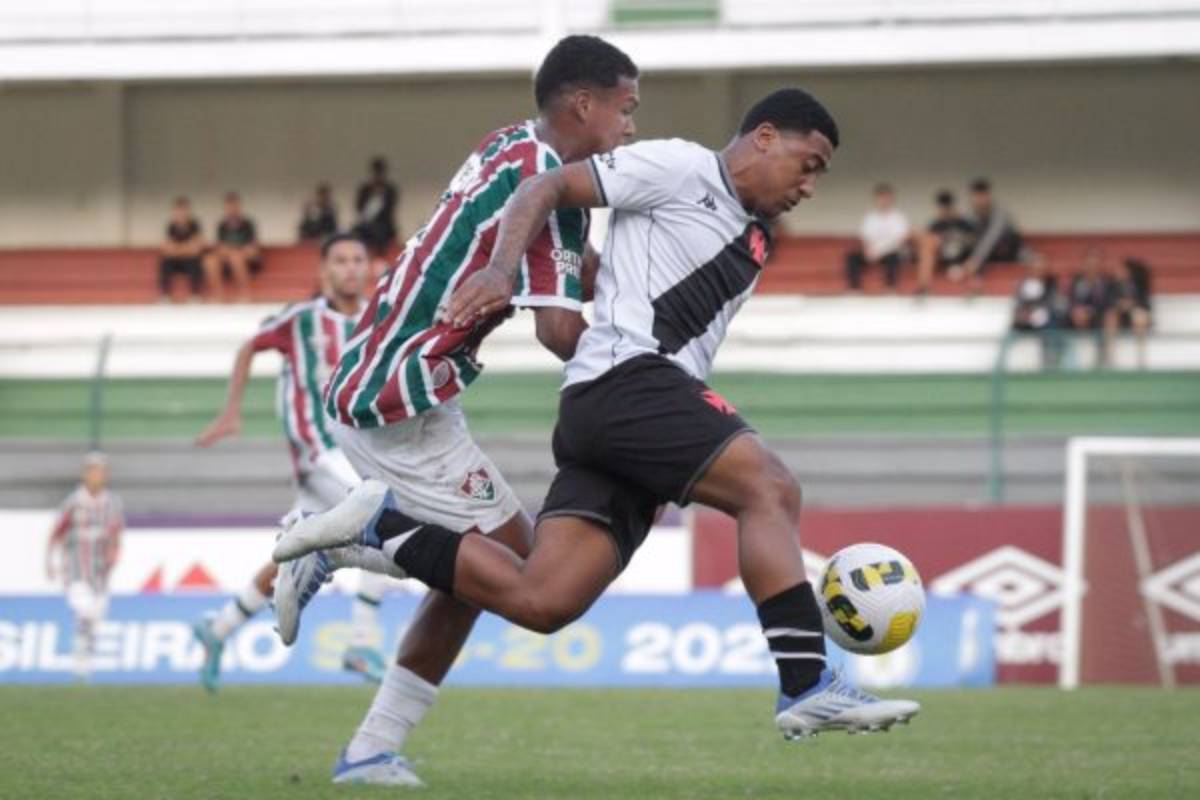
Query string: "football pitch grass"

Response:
xmin=2 ymin=686 xmax=1196 ymax=799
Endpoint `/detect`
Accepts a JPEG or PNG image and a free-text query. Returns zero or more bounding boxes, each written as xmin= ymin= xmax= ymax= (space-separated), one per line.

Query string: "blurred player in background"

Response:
xmin=44 ymin=452 xmax=124 ymax=681
xmin=269 ymin=34 xmax=639 ymax=787
xmin=191 ymin=233 xmax=389 ymax=691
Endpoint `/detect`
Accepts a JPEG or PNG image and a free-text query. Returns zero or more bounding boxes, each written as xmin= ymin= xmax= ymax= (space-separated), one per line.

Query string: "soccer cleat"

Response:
xmin=775 ymin=668 xmax=919 ymax=740
xmin=342 ymin=645 xmax=387 ymax=684
xmin=273 ymin=549 xmax=334 ymax=646
xmin=192 ymin=617 xmax=224 ymax=694
xmin=331 ymin=748 xmax=424 ymax=787
xmin=272 ymin=479 xmax=393 ymax=563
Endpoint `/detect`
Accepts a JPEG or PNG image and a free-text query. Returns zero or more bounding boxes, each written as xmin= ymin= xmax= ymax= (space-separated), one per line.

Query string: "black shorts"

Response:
xmin=538 ymin=354 xmax=752 ymax=569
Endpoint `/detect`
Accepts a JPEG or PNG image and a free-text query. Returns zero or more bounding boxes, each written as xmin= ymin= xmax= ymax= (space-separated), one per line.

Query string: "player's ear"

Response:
xmin=752 ymin=122 xmax=778 ymax=153
xmin=570 ymin=87 xmax=593 ymax=122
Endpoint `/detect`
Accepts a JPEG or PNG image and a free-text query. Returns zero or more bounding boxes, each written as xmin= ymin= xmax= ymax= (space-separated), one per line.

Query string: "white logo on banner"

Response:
xmin=931 ymin=545 xmax=1075 ymax=630
xmin=1141 ymin=552 xmax=1200 ymax=623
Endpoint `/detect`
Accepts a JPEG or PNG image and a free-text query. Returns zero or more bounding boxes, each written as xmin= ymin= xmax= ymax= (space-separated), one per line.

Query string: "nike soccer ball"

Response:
xmin=818 ymin=543 xmax=924 ymax=655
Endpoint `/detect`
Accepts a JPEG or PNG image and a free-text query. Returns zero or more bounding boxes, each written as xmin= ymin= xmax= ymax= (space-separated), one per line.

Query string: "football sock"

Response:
xmin=326 ymin=544 xmax=407 ymax=579
xmin=756 ymin=582 xmax=827 ymax=697
xmin=346 ymin=664 xmax=438 ymax=761
xmin=350 ymin=571 xmax=389 ymax=648
xmin=374 ymin=508 xmax=461 ymax=594
xmin=211 ymin=581 xmax=269 ymax=641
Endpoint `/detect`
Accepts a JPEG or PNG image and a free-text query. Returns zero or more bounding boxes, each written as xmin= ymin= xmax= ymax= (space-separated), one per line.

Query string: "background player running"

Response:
xmin=190 ymin=233 xmax=391 ymax=690
xmin=45 ymin=452 xmax=124 ymax=682
xmin=270 ymin=34 xmax=640 ymax=787
xmin=278 ymin=88 xmax=920 ymax=741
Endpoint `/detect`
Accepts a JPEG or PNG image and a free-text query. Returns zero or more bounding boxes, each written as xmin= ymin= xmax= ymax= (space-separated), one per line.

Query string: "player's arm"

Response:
xmin=104 ymin=505 xmax=124 ymax=582
xmin=44 ymin=507 xmax=70 ymax=581
xmin=533 ymin=307 xmax=588 ymax=362
xmin=194 ymin=338 xmax=258 ymax=446
xmin=581 ymin=243 xmax=601 ymax=302
xmin=445 ymin=163 xmax=602 ymax=327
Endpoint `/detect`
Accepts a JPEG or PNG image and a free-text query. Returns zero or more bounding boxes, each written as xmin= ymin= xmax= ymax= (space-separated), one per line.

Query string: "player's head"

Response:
xmin=969 ymin=178 xmax=992 ymax=213
xmin=170 ymin=196 xmax=192 ymax=222
xmin=82 ymin=452 xmax=109 ymax=494
xmin=223 ymin=191 xmax=242 ymax=216
xmin=320 ymin=232 xmax=371 ymax=300
xmin=315 ymin=183 xmax=332 ymax=203
xmin=872 ymin=183 xmax=895 ymax=210
xmin=1082 ymin=245 xmax=1105 ymax=275
xmin=535 ymin=35 xmax=640 ymax=157
xmin=731 ymin=88 xmax=839 ymax=219
xmin=369 ymin=156 xmax=388 ymax=179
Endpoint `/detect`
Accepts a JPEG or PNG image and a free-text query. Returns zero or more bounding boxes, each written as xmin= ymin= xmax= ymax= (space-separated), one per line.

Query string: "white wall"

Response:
xmin=0 ymin=60 xmax=1196 ymax=247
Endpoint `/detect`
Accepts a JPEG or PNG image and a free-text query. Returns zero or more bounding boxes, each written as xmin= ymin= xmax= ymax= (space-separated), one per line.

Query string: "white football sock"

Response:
xmin=327 ymin=544 xmax=407 ymax=579
xmin=346 ymin=665 xmax=438 ymax=761
xmin=211 ymin=581 xmax=269 ymax=641
xmin=350 ymin=571 xmax=389 ymax=648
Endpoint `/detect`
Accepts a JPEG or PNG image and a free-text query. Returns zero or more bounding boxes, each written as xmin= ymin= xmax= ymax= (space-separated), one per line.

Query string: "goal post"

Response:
xmin=1060 ymin=436 xmax=1200 ymax=689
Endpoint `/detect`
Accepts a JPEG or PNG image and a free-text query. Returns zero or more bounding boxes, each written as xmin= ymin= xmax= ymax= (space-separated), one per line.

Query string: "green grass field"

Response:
xmin=2 ymin=686 xmax=1197 ymax=799
xmin=2 ymin=370 xmax=1199 ymax=440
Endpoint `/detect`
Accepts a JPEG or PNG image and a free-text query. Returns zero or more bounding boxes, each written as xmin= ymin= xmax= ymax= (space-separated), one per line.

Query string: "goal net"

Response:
xmin=1060 ymin=437 xmax=1200 ymax=688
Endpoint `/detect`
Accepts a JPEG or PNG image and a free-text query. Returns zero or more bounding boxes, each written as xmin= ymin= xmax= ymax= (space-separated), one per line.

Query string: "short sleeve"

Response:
xmin=588 ymin=139 xmax=698 ymax=212
xmin=250 ymin=307 xmax=297 ymax=353
xmin=511 ymin=207 xmax=588 ymax=311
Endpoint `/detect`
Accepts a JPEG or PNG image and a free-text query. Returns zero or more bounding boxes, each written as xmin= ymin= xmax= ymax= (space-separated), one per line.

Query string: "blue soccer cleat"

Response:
xmin=332 ymin=748 xmax=423 ymax=787
xmin=775 ymin=668 xmax=919 ymax=740
xmin=192 ymin=616 xmax=224 ymax=694
xmin=273 ymin=548 xmax=334 ymax=646
xmin=342 ymin=645 xmax=387 ymax=684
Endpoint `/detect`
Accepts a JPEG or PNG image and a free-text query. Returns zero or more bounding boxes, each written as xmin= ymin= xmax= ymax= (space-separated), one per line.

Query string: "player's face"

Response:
xmin=323 ymin=240 xmax=370 ymax=299
xmin=586 ymin=77 xmax=640 ymax=154
xmin=752 ymin=126 xmax=834 ymax=219
xmin=82 ymin=464 xmax=108 ymax=494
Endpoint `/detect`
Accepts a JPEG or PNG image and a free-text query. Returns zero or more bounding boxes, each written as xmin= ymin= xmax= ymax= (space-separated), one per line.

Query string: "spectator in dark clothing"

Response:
xmin=203 ymin=192 xmax=261 ymax=303
xmin=1105 ymin=258 xmax=1154 ymax=369
xmin=1011 ymin=254 xmax=1066 ymax=367
xmin=914 ymin=189 xmax=975 ymax=296
xmin=298 ymin=183 xmax=339 ymax=243
xmin=1068 ymin=247 xmax=1115 ymax=367
xmin=159 ymin=197 xmax=206 ymax=302
xmin=959 ymin=178 xmax=1024 ymax=290
xmin=354 ymin=156 xmax=400 ymax=261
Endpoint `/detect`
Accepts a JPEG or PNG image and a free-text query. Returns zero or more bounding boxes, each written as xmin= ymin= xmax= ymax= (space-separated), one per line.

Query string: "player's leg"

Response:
xmin=201 ymin=248 xmax=225 ymax=302
xmin=343 ymin=570 xmax=390 ymax=682
xmin=690 ymin=432 xmax=918 ymax=737
xmin=66 ymin=582 xmax=96 ymax=681
xmin=192 ymin=561 xmax=276 ymax=693
xmin=226 ymin=249 xmax=252 ymax=302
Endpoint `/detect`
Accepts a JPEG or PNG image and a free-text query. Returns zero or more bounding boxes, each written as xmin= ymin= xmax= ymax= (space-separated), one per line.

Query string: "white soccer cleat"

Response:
xmin=331 ymin=749 xmax=424 ymax=787
xmin=775 ymin=668 xmax=919 ymax=740
xmin=272 ymin=478 xmax=391 ymax=563
xmin=273 ymin=549 xmax=334 ymax=646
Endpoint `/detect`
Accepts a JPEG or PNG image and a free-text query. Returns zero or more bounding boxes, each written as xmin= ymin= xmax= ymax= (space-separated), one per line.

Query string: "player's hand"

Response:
xmin=195 ymin=412 xmax=241 ymax=447
xmin=442 ymin=266 xmax=516 ymax=328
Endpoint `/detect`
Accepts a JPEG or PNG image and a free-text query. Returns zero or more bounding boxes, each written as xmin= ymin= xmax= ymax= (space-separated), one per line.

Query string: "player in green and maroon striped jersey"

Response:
xmin=274 ymin=36 xmax=640 ymax=787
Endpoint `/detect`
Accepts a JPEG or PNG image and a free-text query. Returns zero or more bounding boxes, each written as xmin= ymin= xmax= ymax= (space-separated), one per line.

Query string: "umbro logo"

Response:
xmin=697 ymin=193 xmax=717 ymax=211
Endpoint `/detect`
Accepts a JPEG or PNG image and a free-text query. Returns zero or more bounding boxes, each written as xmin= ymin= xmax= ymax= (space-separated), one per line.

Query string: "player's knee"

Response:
xmin=515 ymin=593 xmax=583 ymax=634
xmin=754 ymin=456 xmax=802 ymax=522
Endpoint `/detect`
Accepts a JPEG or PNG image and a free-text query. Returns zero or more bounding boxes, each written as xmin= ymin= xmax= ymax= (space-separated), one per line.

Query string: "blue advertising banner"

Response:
xmin=0 ymin=592 xmax=994 ymax=688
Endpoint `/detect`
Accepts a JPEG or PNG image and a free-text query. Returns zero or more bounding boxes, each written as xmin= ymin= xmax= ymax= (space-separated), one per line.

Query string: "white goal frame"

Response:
xmin=1060 ymin=436 xmax=1200 ymax=689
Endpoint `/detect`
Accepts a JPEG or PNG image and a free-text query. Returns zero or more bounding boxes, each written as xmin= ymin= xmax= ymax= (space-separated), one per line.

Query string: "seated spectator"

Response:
xmin=354 ymin=156 xmax=400 ymax=263
xmin=1068 ymin=247 xmax=1114 ymax=366
xmin=1011 ymin=254 xmax=1066 ymax=367
xmin=1105 ymin=257 xmax=1154 ymax=369
xmin=914 ymin=189 xmax=975 ymax=296
xmin=845 ymin=183 xmax=911 ymax=293
xmin=298 ymin=183 xmax=338 ymax=243
xmin=203 ymin=192 xmax=261 ymax=303
xmin=159 ymin=197 xmax=205 ymax=302
xmin=957 ymin=178 xmax=1025 ymax=290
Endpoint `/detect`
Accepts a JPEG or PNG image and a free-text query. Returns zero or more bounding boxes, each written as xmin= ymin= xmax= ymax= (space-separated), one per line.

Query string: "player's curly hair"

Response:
xmin=534 ymin=35 xmax=639 ymax=110
xmin=320 ymin=231 xmax=367 ymax=259
xmin=738 ymin=88 xmax=840 ymax=148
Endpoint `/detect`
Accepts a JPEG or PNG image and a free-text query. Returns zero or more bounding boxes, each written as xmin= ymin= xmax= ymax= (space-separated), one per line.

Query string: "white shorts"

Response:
xmin=331 ymin=399 xmax=522 ymax=534
xmin=66 ymin=582 xmax=108 ymax=624
xmin=294 ymin=448 xmax=361 ymax=514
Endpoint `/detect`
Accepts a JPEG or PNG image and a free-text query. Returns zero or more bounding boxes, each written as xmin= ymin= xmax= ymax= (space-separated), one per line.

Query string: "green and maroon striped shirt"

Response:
xmin=326 ymin=120 xmax=587 ymax=428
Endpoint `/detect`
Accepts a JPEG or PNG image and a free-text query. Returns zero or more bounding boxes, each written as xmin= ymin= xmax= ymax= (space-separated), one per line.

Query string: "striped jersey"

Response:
xmin=566 ymin=139 xmax=772 ymax=387
xmin=326 ymin=120 xmax=588 ymax=428
xmin=251 ymin=296 xmax=360 ymax=475
xmin=50 ymin=487 xmax=124 ymax=590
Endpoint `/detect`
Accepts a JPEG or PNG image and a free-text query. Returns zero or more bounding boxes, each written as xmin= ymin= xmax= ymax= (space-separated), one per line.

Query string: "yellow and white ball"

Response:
xmin=818 ymin=543 xmax=924 ymax=655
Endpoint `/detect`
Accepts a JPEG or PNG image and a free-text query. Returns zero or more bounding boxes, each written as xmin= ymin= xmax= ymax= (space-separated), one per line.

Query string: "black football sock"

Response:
xmin=374 ymin=508 xmax=461 ymax=594
xmin=756 ymin=582 xmax=827 ymax=697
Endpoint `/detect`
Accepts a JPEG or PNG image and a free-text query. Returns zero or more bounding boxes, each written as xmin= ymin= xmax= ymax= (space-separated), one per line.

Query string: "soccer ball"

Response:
xmin=818 ymin=543 xmax=924 ymax=655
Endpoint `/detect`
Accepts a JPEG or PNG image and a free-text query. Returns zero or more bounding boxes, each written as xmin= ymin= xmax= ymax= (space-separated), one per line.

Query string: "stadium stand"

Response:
xmin=2 ymin=233 xmax=1197 ymax=303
